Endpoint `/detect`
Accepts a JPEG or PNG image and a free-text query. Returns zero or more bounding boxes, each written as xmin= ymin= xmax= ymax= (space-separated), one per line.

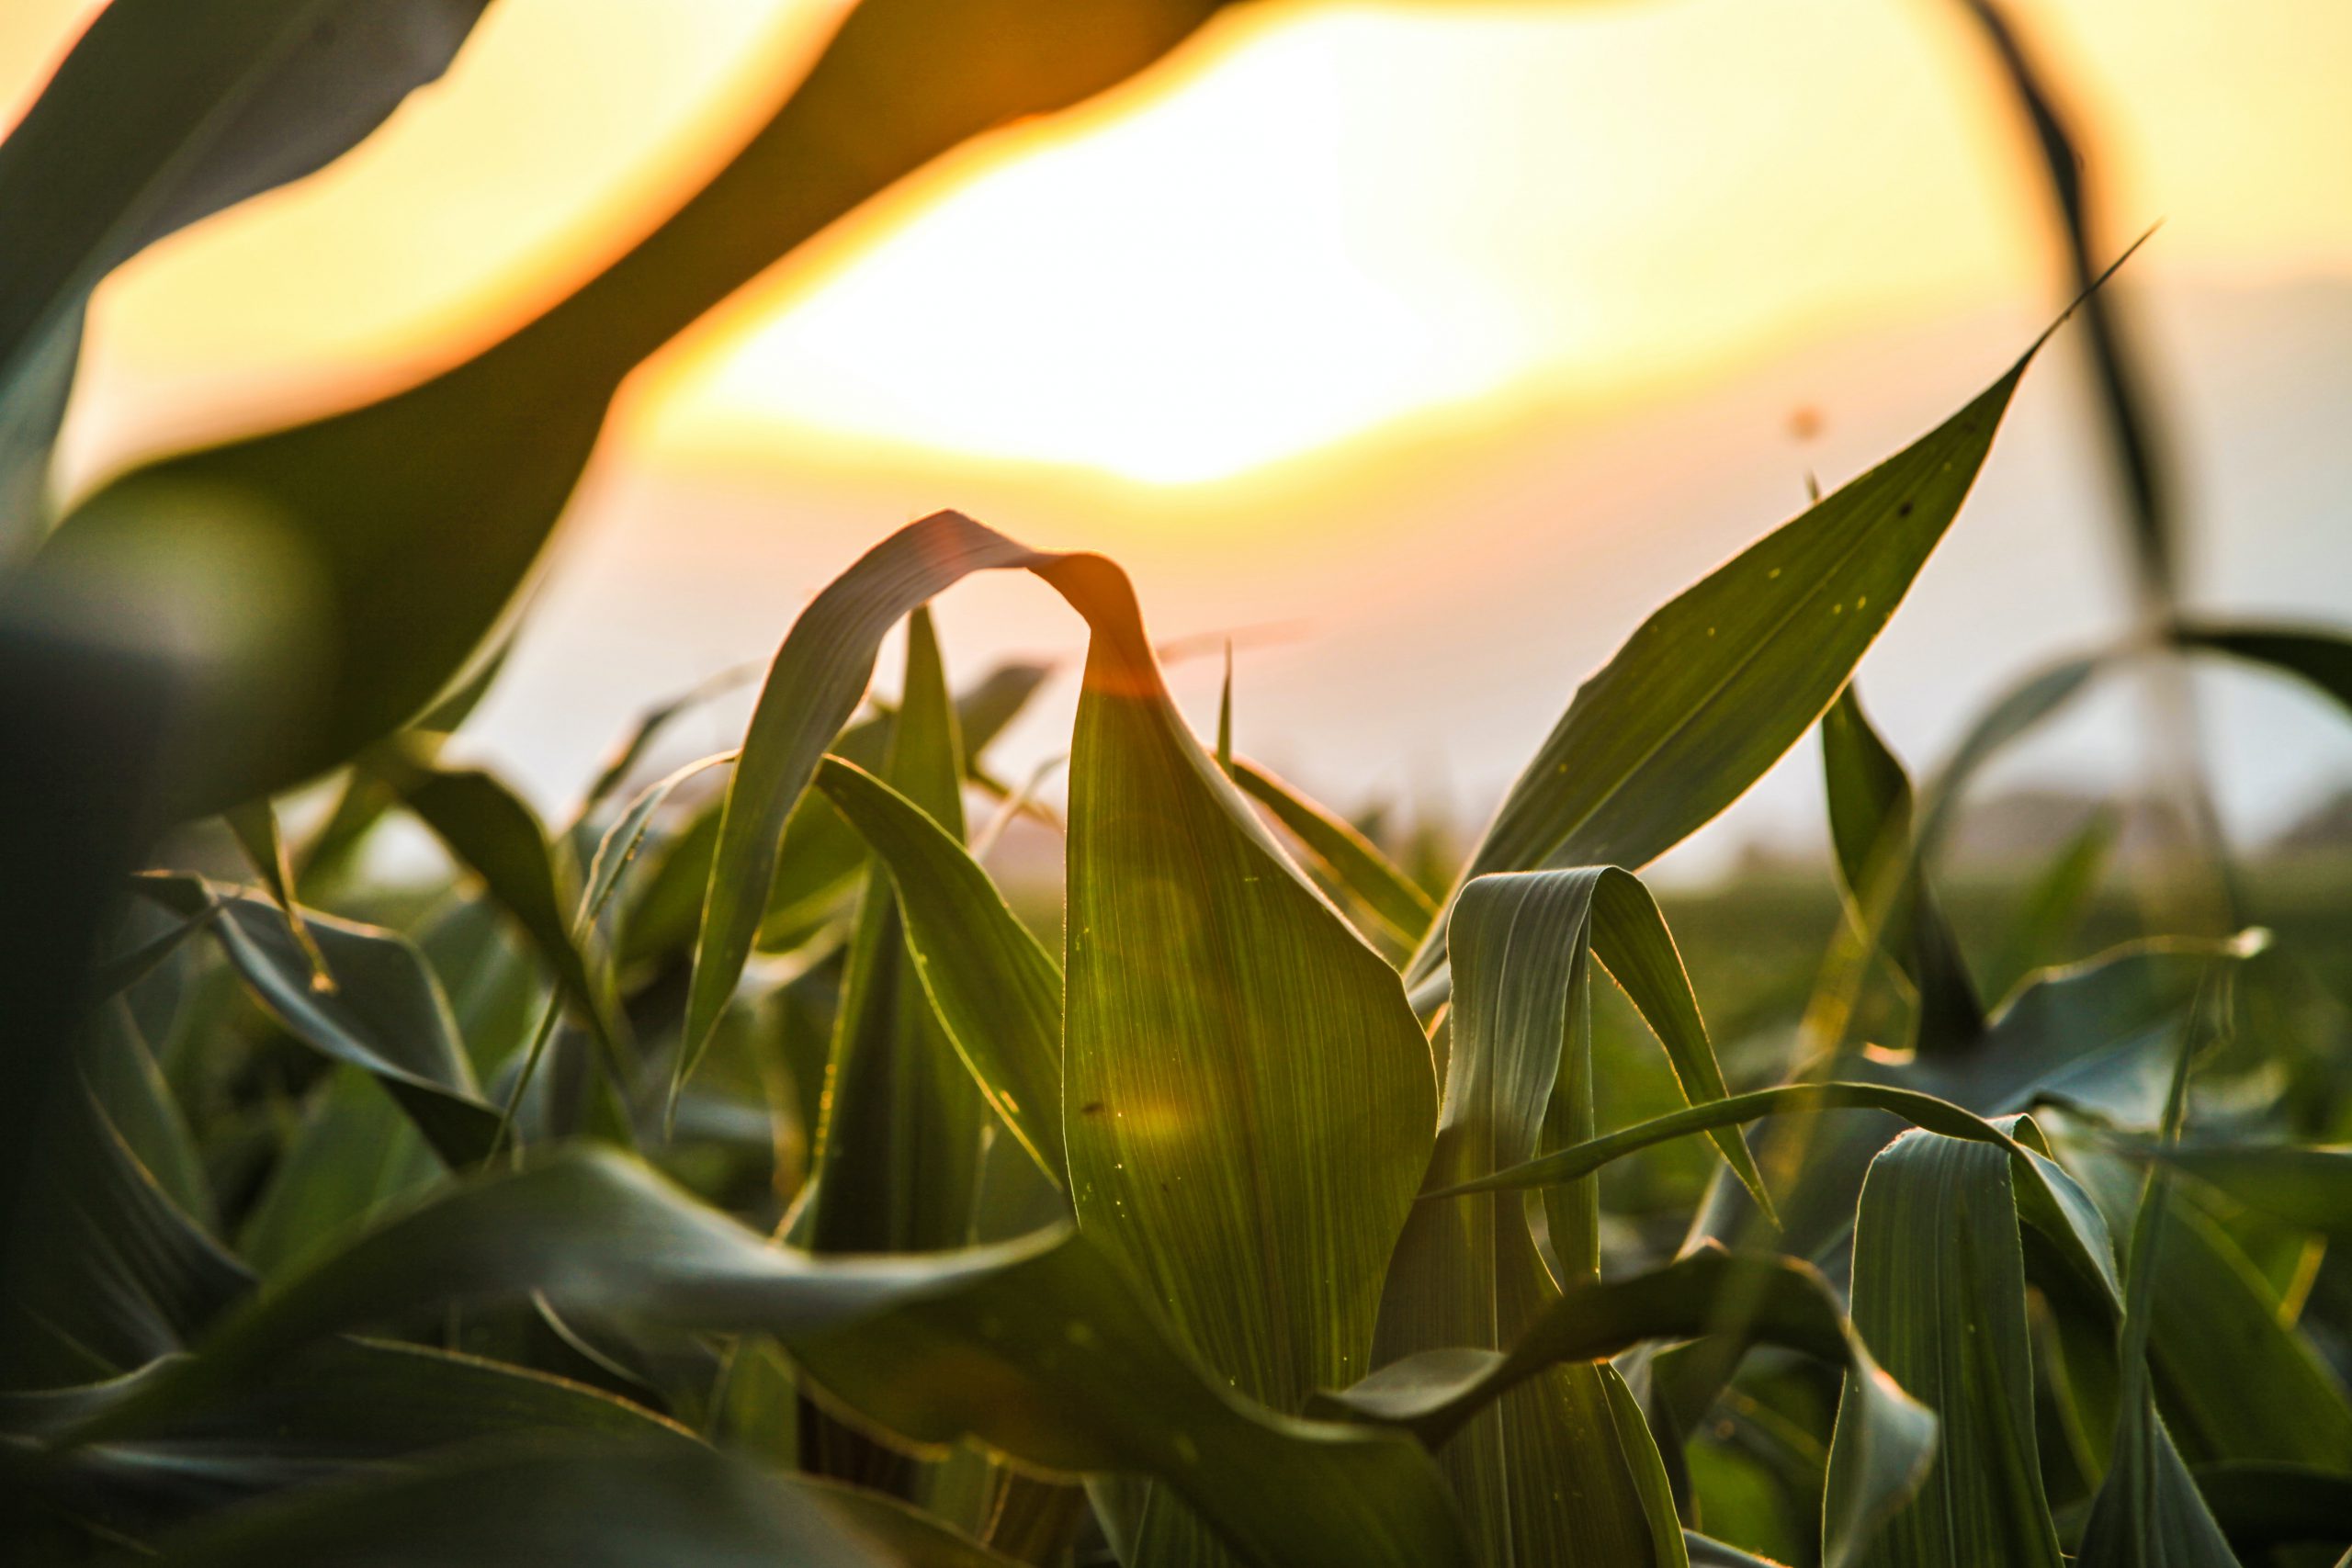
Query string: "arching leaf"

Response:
xmin=813 ymin=756 xmax=1064 ymax=1181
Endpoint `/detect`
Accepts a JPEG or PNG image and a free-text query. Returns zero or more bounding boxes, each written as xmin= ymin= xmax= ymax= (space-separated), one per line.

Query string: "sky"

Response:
xmin=9 ymin=0 xmax=2352 ymax=870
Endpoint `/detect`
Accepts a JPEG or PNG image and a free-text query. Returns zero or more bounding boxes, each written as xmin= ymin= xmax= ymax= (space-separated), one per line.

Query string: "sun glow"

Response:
xmin=666 ymin=17 xmax=1537 ymax=486
xmin=11 ymin=0 xmax=2351 ymax=500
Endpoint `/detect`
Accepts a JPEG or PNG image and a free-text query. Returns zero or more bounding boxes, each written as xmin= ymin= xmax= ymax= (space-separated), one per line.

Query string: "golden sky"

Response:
xmin=8 ymin=0 xmax=2350 ymax=861
xmin=14 ymin=0 xmax=2352 ymax=502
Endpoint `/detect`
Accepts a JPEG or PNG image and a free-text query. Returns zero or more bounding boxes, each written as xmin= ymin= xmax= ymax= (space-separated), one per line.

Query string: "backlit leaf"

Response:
xmin=813 ymin=756 xmax=1065 ymax=1181
xmin=134 ymin=875 xmax=500 ymax=1167
xmin=1408 ymin=351 xmax=2052 ymax=990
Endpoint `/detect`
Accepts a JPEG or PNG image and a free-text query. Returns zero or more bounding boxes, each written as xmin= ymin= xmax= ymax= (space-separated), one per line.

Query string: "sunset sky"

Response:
xmin=9 ymin=0 xmax=2352 ymax=866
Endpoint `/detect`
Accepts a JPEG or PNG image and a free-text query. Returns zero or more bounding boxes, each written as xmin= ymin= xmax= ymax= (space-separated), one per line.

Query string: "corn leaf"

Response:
xmin=159 ymin=1438 xmax=1010 ymax=1567
xmin=1820 ymin=686 xmax=1984 ymax=1051
xmin=3 ymin=1088 xmax=251 ymax=1390
xmin=1429 ymin=1082 xmax=2028 ymax=1199
xmin=791 ymin=606 xmax=995 ymax=1263
xmin=1046 ymin=547 xmax=1443 ymax=1317
xmin=789 ymin=1228 xmax=1474 ymax=1568
xmin=2075 ymin=978 xmax=2239 ymax=1568
xmin=0 ymin=0 xmax=491 ymax=552
xmin=813 ymin=755 xmax=1065 ymax=1181
xmin=133 ymin=875 xmax=500 ymax=1167
xmin=1408 ymin=353 xmax=2047 ymax=989
xmin=1826 ymin=1131 xmax=2065 ymax=1567
xmin=65 ymin=1149 xmax=1471 ymax=1568
xmin=685 ymin=515 xmax=1057 ymax=1082
xmin=1375 ymin=868 xmax=1713 ymax=1563
xmin=1048 ymin=547 xmax=1444 ymax=1562
xmin=1233 ymin=760 xmax=1436 ymax=947
xmin=1327 ymin=1247 xmax=1936 ymax=1568
xmin=2172 ymin=623 xmax=2352 ymax=717
xmin=13 ymin=1337 xmax=695 ymax=1537
xmin=372 ymin=750 xmax=627 ymax=1086
xmin=1895 ymin=936 xmax=2267 ymax=1128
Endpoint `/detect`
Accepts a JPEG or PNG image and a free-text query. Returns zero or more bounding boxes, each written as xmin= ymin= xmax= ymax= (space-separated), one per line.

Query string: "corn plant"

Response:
xmin=3 ymin=3 xmax=2349 ymax=1567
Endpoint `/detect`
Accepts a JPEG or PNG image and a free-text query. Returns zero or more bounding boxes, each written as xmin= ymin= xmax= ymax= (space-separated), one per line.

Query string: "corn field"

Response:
xmin=3 ymin=2 xmax=2349 ymax=1565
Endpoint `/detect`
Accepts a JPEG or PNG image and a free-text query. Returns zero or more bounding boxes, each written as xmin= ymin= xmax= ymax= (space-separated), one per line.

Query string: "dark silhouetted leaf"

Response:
xmin=0 ymin=0 xmax=491 ymax=551
xmin=134 ymin=875 xmax=499 ymax=1166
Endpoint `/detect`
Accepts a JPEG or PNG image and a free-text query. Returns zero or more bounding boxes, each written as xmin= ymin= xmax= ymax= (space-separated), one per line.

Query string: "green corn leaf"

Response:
xmin=788 ymin=1228 xmax=1474 ymax=1568
xmin=1820 ymin=685 xmax=1984 ymax=1052
xmin=812 ymin=755 xmax=1065 ymax=1182
xmin=32 ymin=0 xmax=1227 ymax=818
xmin=1427 ymin=1082 xmax=2028 ymax=1199
xmin=1439 ymin=1091 xmax=2125 ymax=1319
xmin=66 ymin=1149 xmax=1057 ymax=1438
xmin=1050 ymin=547 xmax=1436 ymax=1422
xmin=3 ymin=1087 xmax=252 ymax=1390
xmin=1325 ymin=1247 xmax=1935 ymax=1568
xmin=372 ymin=749 xmax=628 ymax=1089
xmin=1023 ymin=544 xmax=1446 ymax=1563
xmin=2075 ymin=976 xmax=2240 ymax=1568
xmin=1233 ymin=760 xmax=1437 ymax=947
xmin=0 ymin=0 xmax=492 ymax=554
xmin=133 ymin=875 xmax=500 ymax=1167
xmin=83 ymin=1000 xmax=212 ymax=1227
xmin=2182 ymin=1462 xmax=2352 ymax=1558
xmin=62 ymin=1149 xmax=1471 ymax=1568
xmin=1826 ymin=1131 xmax=2065 ymax=1567
xmin=682 ymin=511 xmax=1442 ymax=1552
xmin=1896 ymin=935 xmax=2268 ymax=1128
xmin=11 ymin=1337 xmax=696 ymax=1536
xmin=685 ymin=515 xmax=1058 ymax=1081
xmin=2172 ymin=623 xmax=2352 ymax=717
xmin=157 ymin=1436 xmax=1013 ymax=1567
xmin=1408 ymin=344 xmax=2056 ymax=991
xmin=790 ymin=606 xmax=994 ymax=1256
xmin=2057 ymin=1139 xmax=2352 ymax=1472
xmin=1375 ymin=868 xmax=1721 ymax=1563
xmin=220 ymin=796 xmax=330 ymax=983
xmin=236 ymin=1067 xmax=437 ymax=1280
xmin=2131 ymin=1142 xmax=2352 ymax=1249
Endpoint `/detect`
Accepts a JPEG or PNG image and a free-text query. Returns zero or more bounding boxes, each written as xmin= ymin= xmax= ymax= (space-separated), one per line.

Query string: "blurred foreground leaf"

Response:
xmin=0 ymin=0 xmax=492 ymax=552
